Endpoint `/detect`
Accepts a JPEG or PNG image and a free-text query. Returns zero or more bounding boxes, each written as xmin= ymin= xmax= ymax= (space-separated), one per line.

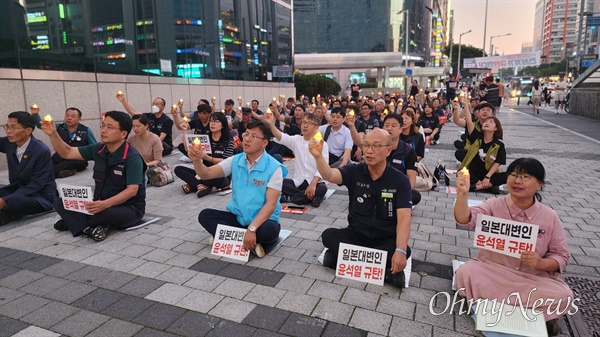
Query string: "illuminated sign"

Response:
xmin=107 ymin=53 xmax=126 ymax=59
xmin=27 ymin=12 xmax=47 ymax=23
xmin=175 ymin=19 xmax=202 ymax=25
xmin=136 ymin=20 xmax=153 ymax=26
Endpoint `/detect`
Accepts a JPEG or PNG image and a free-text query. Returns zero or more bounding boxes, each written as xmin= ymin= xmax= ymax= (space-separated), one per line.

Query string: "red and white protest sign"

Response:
xmin=473 ymin=214 xmax=538 ymax=258
xmin=186 ymin=134 xmax=212 ymax=154
xmin=211 ymin=224 xmax=249 ymax=262
xmin=57 ymin=184 xmax=93 ymax=215
xmin=336 ymin=243 xmax=387 ymax=286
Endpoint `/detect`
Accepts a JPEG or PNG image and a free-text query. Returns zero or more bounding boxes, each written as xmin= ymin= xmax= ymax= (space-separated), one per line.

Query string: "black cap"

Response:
xmin=287 ymin=97 xmax=295 ymax=102
xmin=225 ymin=99 xmax=235 ymax=105
xmin=241 ymin=107 xmax=252 ymax=114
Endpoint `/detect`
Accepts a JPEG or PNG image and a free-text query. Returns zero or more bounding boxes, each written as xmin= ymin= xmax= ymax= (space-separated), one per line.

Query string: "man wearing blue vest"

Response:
xmin=40 ymin=111 xmax=145 ymax=242
xmin=31 ymin=106 xmax=97 ymax=178
xmin=190 ymin=120 xmax=287 ymax=257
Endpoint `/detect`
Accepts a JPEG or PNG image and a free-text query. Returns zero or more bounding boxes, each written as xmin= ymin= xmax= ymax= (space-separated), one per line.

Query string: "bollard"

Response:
xmin=517 ymin=96 xmax=520 ymax=106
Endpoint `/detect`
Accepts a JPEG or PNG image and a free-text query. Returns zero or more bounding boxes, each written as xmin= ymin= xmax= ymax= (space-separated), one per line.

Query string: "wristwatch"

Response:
xmin=248 ymin=225 xmax=257 ymax=232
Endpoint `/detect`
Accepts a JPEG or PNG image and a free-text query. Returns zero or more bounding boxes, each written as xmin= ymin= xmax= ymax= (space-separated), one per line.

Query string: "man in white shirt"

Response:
xmin=265 ymin=113 xmax=329 ymax=207
xmin=554 ymin=75 xmax=568 ymax=115
xmin=318 ymin=108 xmax=353 ymax=168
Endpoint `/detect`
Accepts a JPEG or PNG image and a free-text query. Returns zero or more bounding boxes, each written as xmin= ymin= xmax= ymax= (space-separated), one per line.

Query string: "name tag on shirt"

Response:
xmin=113 ymin=170 xmax=123 ymax=175
xmin=392 ymin=159 xmax=403 ymax=165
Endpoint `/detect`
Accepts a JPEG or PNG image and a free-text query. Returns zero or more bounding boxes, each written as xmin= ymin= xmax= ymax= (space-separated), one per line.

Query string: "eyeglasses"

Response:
xmin=100 ymin=123 xmax=120 ymax=131
xmin=242 ymin=131 xmax=266 ymax=141
xmin=3 ymin=125 xmax=25 ymax=132
xmin=507 ymin=173 xmax=533 ymax=182
xmin=209 ymin=120 xmax=221 ymax=124
xmin=301 ymin=121 xmax=319 ymax=126
xmin=362 ymin=143 xmax=391 ymax=151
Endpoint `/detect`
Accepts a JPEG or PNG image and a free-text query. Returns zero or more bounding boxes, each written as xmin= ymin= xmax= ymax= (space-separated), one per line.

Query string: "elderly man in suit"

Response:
xmin=0 ymin=111 xmax=56 ymax=225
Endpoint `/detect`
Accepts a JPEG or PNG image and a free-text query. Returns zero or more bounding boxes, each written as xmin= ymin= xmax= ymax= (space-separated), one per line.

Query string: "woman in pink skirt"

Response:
xmin=454 ymin=158 xmax=574 ymax=336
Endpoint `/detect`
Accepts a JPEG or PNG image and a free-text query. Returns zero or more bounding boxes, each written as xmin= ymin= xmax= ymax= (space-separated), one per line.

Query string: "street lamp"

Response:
xmin=397 ymin=9 xmax=410 ymax=98
xmin=457 ymin=29 xmax=472 ymax=78
xmin=489 ymin=33 xmax=511 ymax=56
xmin=482 ymin=0 xmax=489 ymax=56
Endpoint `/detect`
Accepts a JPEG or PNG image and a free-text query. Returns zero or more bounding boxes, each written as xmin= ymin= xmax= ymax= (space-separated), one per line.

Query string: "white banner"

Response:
xmin=463 ymin=52 xmax=541 ymax=69
xmin=336 ymin=243 xmax=387 ymax=286
xmin=211 ymin=224 xmax=250 ymax=262
xmin=57 ymin=184 xmax=93 ymax=215
xmin=473 ymin=214 xmax=538 ymax=258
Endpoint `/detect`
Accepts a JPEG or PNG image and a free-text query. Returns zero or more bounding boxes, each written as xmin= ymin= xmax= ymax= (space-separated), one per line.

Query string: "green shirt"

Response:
xmin=78 ymin=142 xmax=144 ymax=186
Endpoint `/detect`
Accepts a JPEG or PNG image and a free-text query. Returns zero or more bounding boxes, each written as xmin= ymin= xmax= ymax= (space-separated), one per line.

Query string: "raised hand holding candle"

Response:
xmin=179 ymin=98 xmax=184 ymax=103
xmin=192 ymin=138 xmax=201 ymax=149
xmin=183 ymin=116 xmax=189 ymax=122
xmin=460 ymin=167 xmax=469 ymax=176
xmin=172 ymin=104 xmax=177 ymax=109
xmin=31 ymin=104 xmax=39 ymax=109
xmin=313 ymin=132 xmax=323 ymax=142
xmin=117 ymin=91 xmax=123 ymax=95
xmin=43 ymin=115 xmax=52 ymax=122
xmin=348 ymin=110 xmax=355 ymax=117
xmin=265 ymin=108 xmax=272 ymax=114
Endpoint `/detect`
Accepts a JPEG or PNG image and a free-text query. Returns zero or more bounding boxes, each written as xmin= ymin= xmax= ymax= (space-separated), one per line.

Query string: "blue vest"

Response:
xmin=227 ymin=151 xmax=288 ymax=226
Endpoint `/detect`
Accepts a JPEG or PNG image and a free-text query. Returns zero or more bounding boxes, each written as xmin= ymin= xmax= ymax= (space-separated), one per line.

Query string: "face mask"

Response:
xmin=151 ymin=105 xmax=160 ymax=113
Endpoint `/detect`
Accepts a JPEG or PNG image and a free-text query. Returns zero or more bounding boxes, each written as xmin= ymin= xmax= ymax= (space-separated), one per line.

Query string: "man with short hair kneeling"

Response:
xmin=309 ymin=128 xmax=412 ymax=287
xmin=41 ymin=111 xmax=145 ymax=241
xmin=193 ymin=120 xmax=287 ymax=257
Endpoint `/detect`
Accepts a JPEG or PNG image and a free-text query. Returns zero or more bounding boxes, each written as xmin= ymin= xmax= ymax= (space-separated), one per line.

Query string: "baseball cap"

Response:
xmin=241 ymin=107 xmax=252 ymax=114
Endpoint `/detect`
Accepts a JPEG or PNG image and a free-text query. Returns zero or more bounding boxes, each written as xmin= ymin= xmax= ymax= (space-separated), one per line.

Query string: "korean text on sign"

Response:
xmin=473 ymin=214 xmax=538 ymax=258
xmin=56 ymin=183 xmax=93 ymax=215
xmin=211 ymin=224 xmax=249 ymax=262
xmin=336 ymin=243 xmax=388 ymax=286
xmin=187 ymin=134 xmax=212 ymax=154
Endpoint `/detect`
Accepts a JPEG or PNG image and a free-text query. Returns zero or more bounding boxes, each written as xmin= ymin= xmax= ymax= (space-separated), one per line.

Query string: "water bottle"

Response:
xmin=438 ymin=160 xmax=446 ymax=186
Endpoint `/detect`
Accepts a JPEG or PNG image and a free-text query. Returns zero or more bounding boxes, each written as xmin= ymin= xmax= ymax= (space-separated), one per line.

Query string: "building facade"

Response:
xmin=0 ymin=0 xmax=292 ymax=81
xmin=537 ymin=0 xmax=580 ymax=63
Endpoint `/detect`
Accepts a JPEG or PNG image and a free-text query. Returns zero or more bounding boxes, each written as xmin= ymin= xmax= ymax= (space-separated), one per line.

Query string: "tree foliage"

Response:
xmin=294 ymin=73 xmax=342 ymax=98
xmin=443 ymin=44 xmax=486 ymax=73
xmin=518 ymin=60 xmax=569 ymax=78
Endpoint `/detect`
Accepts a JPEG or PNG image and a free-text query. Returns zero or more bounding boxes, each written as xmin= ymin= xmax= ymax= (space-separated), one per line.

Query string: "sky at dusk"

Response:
xmin=451 ymin=0 xmax=537 ymax=56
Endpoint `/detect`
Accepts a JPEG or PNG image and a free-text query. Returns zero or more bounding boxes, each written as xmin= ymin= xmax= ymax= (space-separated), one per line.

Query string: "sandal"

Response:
xmin=196 ymin=184 xmax=211 ymax=198
xmin=182 ymin=184 xmax=191 ymax=194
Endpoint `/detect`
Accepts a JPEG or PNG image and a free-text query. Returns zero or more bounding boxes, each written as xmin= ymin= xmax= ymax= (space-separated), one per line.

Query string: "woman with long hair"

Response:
xmin=175 ymin=112 xmax=234 ymax=198
xmin=399 ymin=108 xmax=425 ymax=161
xmin=531 ymin=79 xmax=543 ymax=114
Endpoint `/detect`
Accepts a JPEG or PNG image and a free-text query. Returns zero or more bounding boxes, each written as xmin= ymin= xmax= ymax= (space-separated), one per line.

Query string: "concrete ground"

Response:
xmin=0 ymin=98 xmax=598 ymax=337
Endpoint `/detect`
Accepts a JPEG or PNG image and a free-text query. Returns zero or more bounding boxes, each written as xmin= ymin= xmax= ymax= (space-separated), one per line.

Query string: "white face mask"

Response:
xmin=151 ymin=105 xmax=161 ymax=113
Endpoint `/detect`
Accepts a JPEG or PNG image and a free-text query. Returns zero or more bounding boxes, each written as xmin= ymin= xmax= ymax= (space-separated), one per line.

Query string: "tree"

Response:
xmin=444 ymin=44 xmax=486 ymax=74
xmin=294 ymin=74 xmax=342 ymax=98
xmin=518 ymin=60 xmax=568 ymax=78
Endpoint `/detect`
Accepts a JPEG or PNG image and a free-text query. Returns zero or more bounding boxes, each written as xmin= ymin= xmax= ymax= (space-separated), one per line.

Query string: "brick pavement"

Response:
xmin=0 ymin=99 xmax=598 ymax=336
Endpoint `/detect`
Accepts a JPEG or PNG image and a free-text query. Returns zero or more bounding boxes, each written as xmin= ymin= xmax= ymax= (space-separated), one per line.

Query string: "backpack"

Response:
xmin=146 ymin=162 xmax=175 ymax=187
xmin=414 ymin=162 xmax=439 ymax=192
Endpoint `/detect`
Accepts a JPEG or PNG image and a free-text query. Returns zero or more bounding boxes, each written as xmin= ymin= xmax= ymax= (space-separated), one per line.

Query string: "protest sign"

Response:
xmin=57 ymin=183 xmax=93 ymax=215
xmin=474 ymin=214 xmax=538 ymax=258
xmin=336 ymin=243 xmax=387 ymax=286
xmin=211 ymin=224 xmax=250 ymax=262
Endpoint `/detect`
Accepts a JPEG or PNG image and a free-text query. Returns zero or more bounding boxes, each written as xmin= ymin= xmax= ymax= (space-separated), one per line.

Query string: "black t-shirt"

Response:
xmin=446 ymin=81 xmax=458 ymax=99
xmin=416 ymin=114 xmax=439 ymax=136
xmin=468 ymin=137 xmax=506 ymax=176
xmin=410 ymin=85 xmax=419 ymax=97
xmin=204 ymin=136 xmax=234 ymax=167
xmin=339 ymin=163 xmax=412 ymax=239
xmin=350 ymin=83 xmax=361 ymax=97
xmin=400 ymin=133 xmax=425 ymax=159
xmin=145 ymin=113 xmax=174 ymax=146
xmin=189 ymin=119 xmax=211 ymax=135
xmin=387 ymin=139 xmax=417 ymax=175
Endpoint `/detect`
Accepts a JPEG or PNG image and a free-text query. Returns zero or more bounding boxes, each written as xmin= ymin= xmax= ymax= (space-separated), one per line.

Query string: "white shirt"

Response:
xmin=318 ymin=124 xmax=353 ymax=157
xmin=554 ymin=80 xmax=567 ymax=91
xmin=16 ymin=137 xmax=32 ymax=163
xmin=219 ymin=152 xmax=283 ymax=191
xmin=275 ymin=133 xmax=329 ymax=186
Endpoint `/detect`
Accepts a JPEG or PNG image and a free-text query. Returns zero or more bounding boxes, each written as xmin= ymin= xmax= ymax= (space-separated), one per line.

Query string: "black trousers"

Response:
xmin=174 ymin=166 xmax=229 ymax=191
xmin=198 ymin=209 xmax=280 ymax=245
xmin=412 ymin=189 xmax=421 ymax=206
xmin=321 ymin=227 xmax=411 ymax=270
xmin=162 ymin=142 xmax=173 ymax=156
xmin=282 ymin=179 xmax=327 ymax=205
xmin=52 ymin=156 xmax=88 ymax=177
xmin=54 ymin=198 xmax=144 ymax=236
xmin=0 ymin=187 xmax=50 ymax=216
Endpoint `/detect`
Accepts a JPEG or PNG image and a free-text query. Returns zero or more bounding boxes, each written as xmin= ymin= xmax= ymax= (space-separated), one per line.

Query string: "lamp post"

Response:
xmin=457 ymin=29 xmax=472 ymax=78
xmin=489 ymin=33 xmax=511 ymax=56
xmin=397 ymin=9 xmax=410 ymax=98
xmin=482 ymin=0 xmax=489 ymax=56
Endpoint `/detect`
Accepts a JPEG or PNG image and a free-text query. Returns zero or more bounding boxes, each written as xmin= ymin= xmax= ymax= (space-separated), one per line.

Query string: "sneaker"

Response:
xmin=83 ymin=226 xmax=107 ymax=242
xmin=322 ymin=249 xmax=337 ymax=269
xmin=384 ymin=270 xmax=406 ymax=288
xmin=54 ymin=219 xmax=69 ymax=231
xmin=280 ymin=195 xmax=290 ymax=203
xmin=537 ymin=109 xmax=540 ymax=114
xmin=208 ymin=236 xmax=214 ymax=245
xmin=312 ymin=196 xmax=323 ymax=208
xmin=254 ymin=244 xmax=265 ymax=258
xmin=57 ymin=169 xmax=77 ymax=178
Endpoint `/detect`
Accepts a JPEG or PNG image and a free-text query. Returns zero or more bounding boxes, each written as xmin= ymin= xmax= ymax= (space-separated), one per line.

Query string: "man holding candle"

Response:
xmin=192 ymin=120 xmax=287 ymax=257
xmin=309 ymin=128 xmax=412 ymax=288
xmin=0 ymin=111 xmax=56 ymax=225
xmin=40 ymin=111 xmax=145 ymax=242
xmin=264 ymin=112 xmax=329 ymax=207
xmin=117 ymin=94 xmax=174 ymax=156
xmin=31 ymin=106 xmax=97 ymax=178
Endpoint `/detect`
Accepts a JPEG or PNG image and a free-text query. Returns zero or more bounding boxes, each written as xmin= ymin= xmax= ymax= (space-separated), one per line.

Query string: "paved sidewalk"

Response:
xmin=0 ymin=101 xmax=598 ymax=337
